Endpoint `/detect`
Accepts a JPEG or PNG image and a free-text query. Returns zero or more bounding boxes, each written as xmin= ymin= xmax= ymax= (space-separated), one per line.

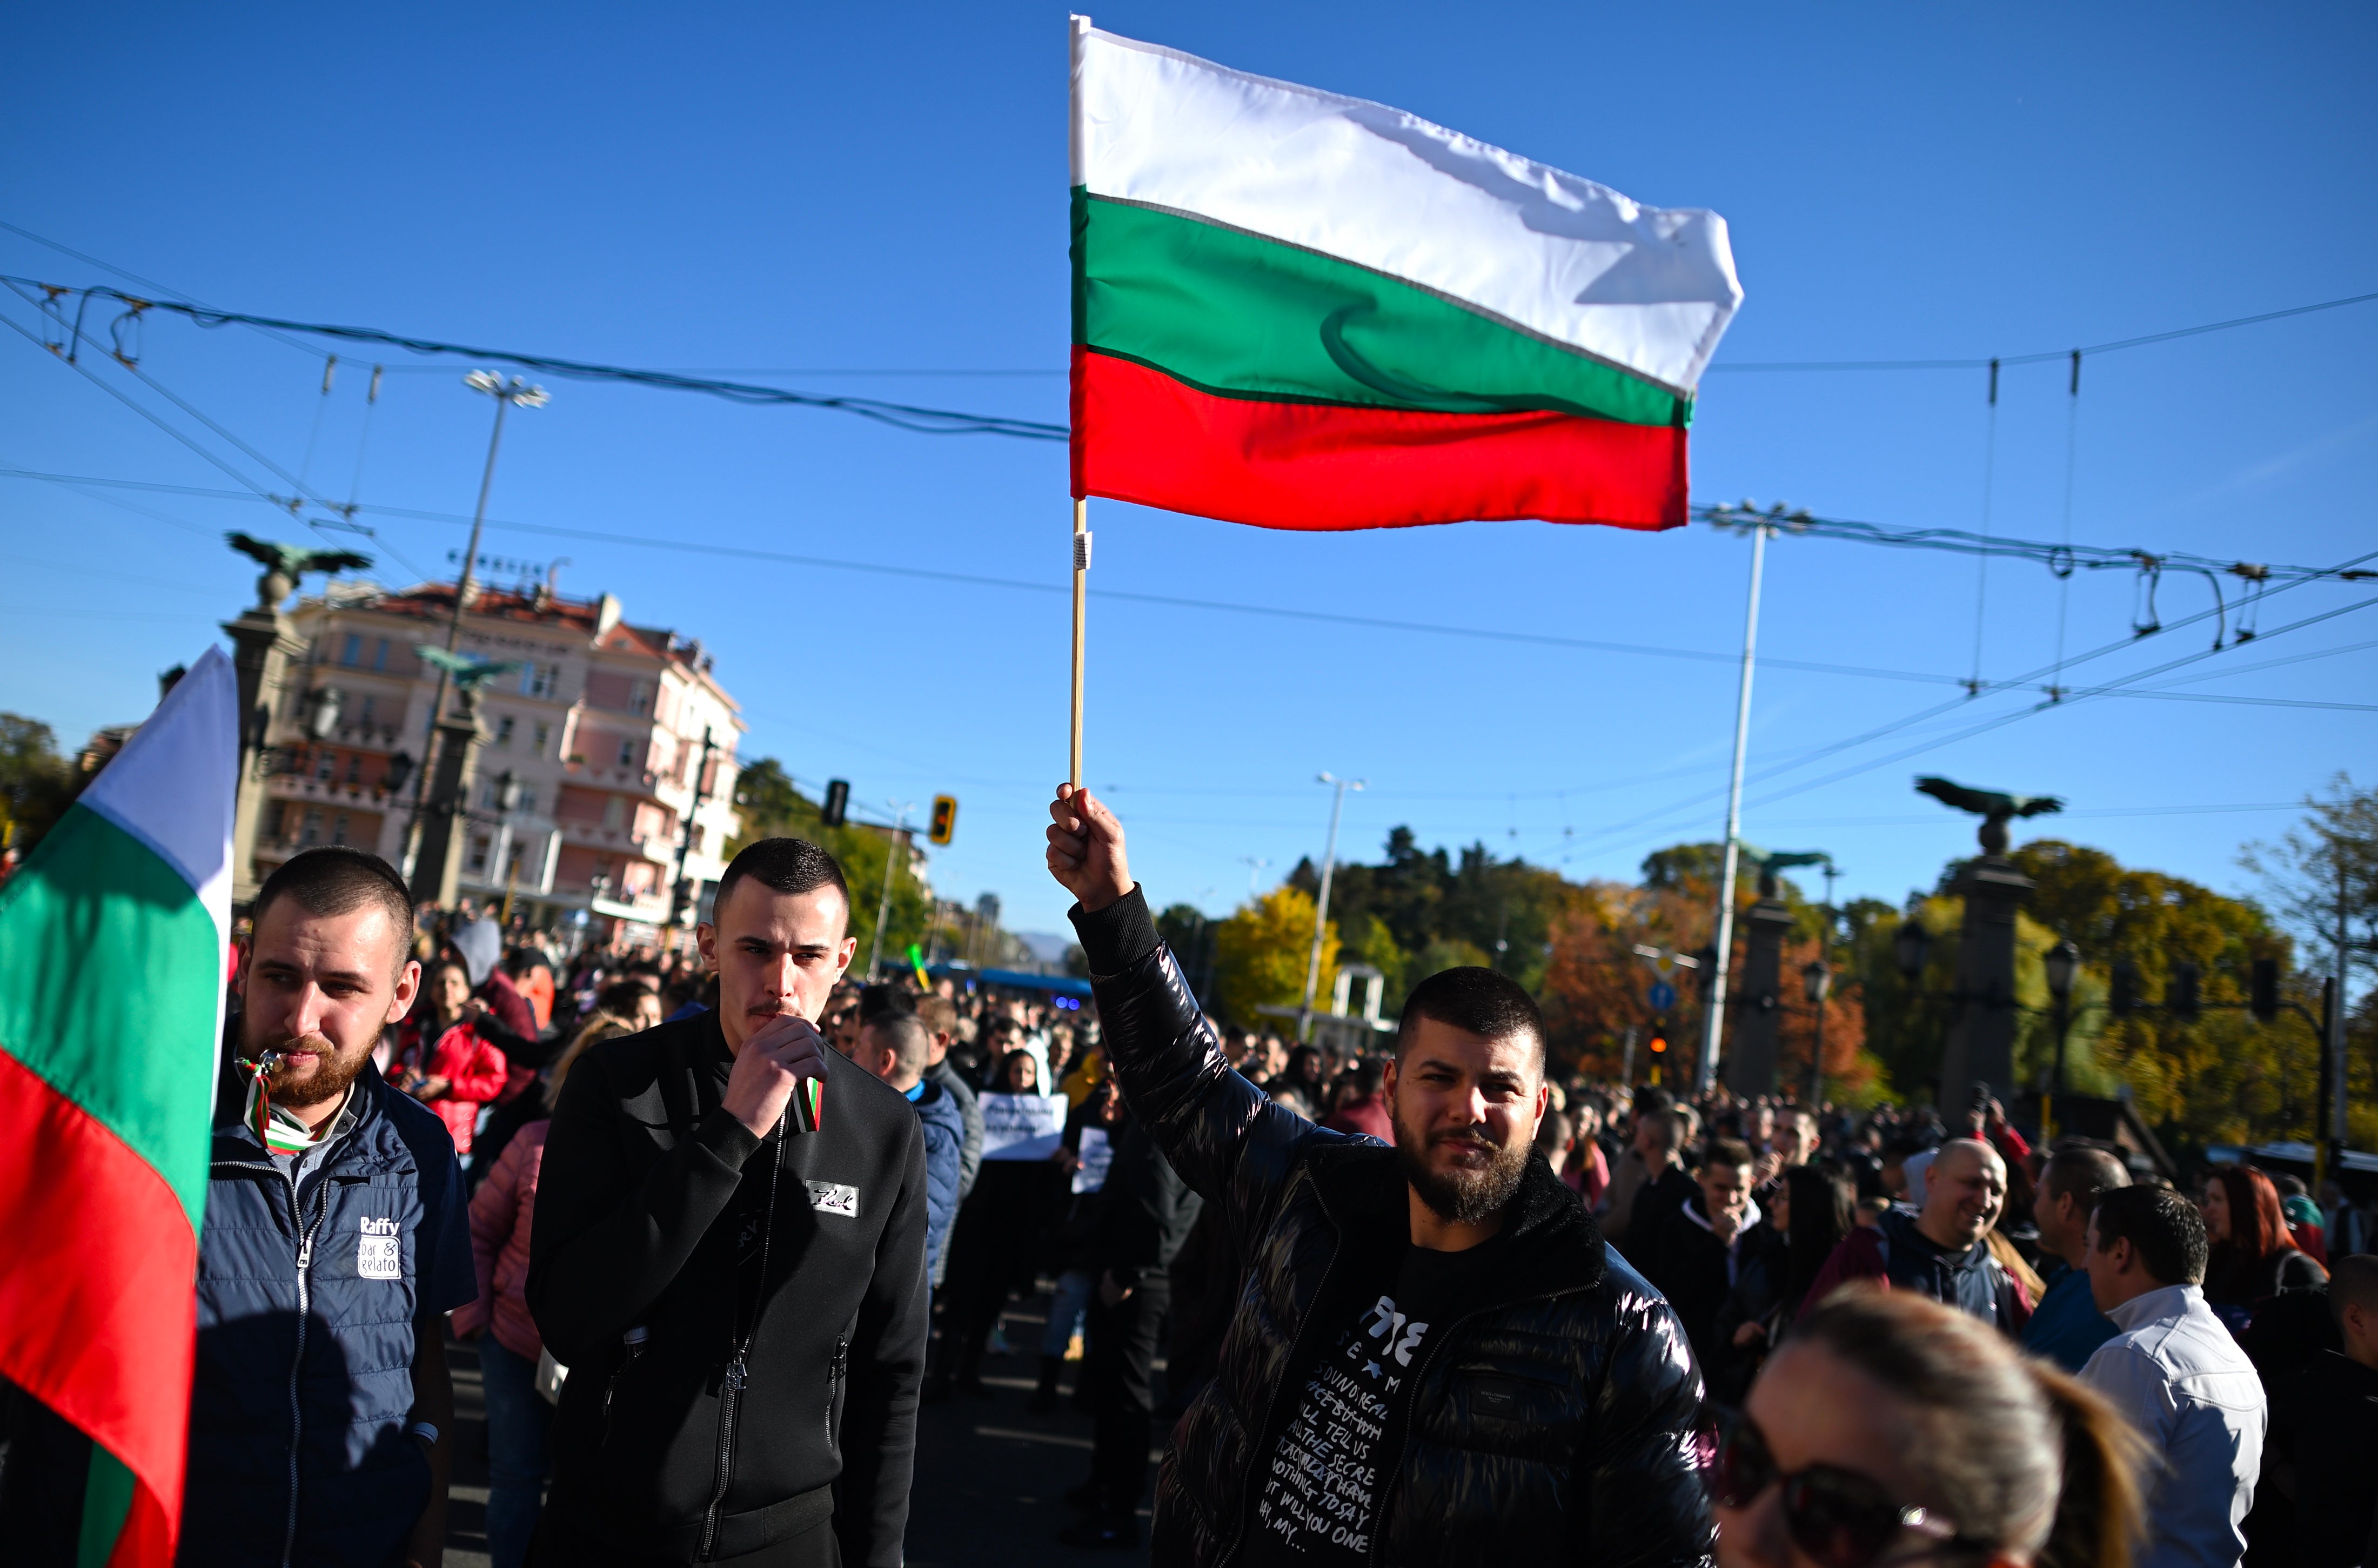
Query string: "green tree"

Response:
xmin=1212 ymin=886 xmax=1335 ymax=1029
xmin=2242 ymin=774 xmax=2378 ymax=994
xmin=0 ymin=714 xmax=76 ymax=854
xmin=1155 ymin=902 xmax=1221 ymax=1003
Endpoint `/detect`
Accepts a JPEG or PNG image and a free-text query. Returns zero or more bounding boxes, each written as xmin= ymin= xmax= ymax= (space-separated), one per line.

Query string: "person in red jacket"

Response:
xmin=396 ymin=959 xmax=510 ymax=1158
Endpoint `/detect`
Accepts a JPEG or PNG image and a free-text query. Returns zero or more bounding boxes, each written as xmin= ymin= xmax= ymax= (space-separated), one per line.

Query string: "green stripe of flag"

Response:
xmin=0 ymin=801 xmax=224 ymax=1230
xmin=1071 ymin=190 xmax=1690 ymax=428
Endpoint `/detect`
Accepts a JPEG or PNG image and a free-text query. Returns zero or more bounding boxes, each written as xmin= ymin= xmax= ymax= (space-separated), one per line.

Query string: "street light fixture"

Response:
xmin=2044 ymin=938 xmax=2079 ymax=1003
xmin=1299 ymin=772 xmax=1364 ymax=1042
xmin=1893 ymin=917 xmax=1931 ymax=981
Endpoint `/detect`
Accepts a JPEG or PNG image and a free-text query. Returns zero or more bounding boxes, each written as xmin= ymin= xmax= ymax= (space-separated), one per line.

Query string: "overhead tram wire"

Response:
xmin=11 ymin=272 xmax=2373 ymax=439
xmin=1701 ymin=288 xmax=2378 ymax=373
xmin=1583 ymin=588 xmax=2378 ymax=860
xmin=0 ymin=451 xmax=2370 ymax=720
xmin=1548 ymin=542 xmax=2378 ymax=856
xmin=1 ymin=278 xmax=1067 ymax=441
xmin=0 ymin=293 xmax=445 ymax=585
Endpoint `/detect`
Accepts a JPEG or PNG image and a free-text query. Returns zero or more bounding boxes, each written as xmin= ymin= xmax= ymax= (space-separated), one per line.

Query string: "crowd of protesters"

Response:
xmin=5 ymin=820 xmax=2374 ymax=1568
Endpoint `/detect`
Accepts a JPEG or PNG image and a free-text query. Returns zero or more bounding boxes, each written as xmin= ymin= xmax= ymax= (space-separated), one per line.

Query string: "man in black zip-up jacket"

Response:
xmin=527 ymin=840 xmax=930 ymax=1567
xmin=1044 ymin=787 xmax=1714 ymax=1567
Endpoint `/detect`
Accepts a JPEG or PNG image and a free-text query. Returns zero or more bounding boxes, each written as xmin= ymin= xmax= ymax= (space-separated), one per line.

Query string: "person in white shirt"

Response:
xmin=2080 ymin=1183 xmax=2267 ymax=1568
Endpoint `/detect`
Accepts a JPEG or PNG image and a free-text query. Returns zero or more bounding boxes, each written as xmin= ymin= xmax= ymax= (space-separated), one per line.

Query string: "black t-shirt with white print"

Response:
xmin=1245 ymin=1235 xmax=1507 ymax=1566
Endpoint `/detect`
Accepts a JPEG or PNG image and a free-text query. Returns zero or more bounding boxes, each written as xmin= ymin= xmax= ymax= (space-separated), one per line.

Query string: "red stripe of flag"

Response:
xmin=1069 ymin=347 xmax=1687 ymax=531
xmin=0 ymin=1047 xmax=199 ymax=1564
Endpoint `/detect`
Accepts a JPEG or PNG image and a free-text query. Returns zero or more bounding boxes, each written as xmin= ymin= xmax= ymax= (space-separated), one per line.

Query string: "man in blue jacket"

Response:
xmin=186 ymin=846 xmax=477 ymax=1568
xmin=849 ymin=1010 xmax=964 ymax=1284
xmin=2022 ymin=1143 xmax=2128 ymax=1371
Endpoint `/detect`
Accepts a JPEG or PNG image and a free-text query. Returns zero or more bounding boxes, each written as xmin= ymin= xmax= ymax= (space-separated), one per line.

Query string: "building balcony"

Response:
xmin=264 ymin=773 xmax=404 ymax=809
xmin=555 ymin=817 xmax=679 ymax=865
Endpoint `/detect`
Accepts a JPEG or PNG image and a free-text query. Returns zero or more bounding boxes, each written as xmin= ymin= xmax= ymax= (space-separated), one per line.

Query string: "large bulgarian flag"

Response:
xmin=0 ymin=646 xmax=237 ymax=1566
xmin=1069 ymin=18 xmax=1743 ymax=531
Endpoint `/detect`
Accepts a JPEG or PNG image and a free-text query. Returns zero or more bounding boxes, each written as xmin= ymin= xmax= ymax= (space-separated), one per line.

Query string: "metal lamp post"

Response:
xmin=2042 ymin=936 xmax=2079 ymax=1142
xmin=869 ymin=801 xmax=915 ymax=979
xmin=407 ymin=371 xmax=547 ymax=855
xmin=1298 ymin=772 xmax=1364 ymax=1042
xmin=1802 ymin=956 xmax=1832 ymax=1109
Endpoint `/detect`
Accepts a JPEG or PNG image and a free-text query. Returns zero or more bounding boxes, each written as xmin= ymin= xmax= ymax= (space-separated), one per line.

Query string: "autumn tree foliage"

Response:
xmin=1212 ymin=884 xmax=1337 ymax=1029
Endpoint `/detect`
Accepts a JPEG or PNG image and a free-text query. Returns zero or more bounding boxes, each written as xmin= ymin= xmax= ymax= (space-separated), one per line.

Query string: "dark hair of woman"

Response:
xmin=1779 ymin=1164 xmax=1855 ymax=1319
xmin=997 ymin=1049 xmax=1039 ymax=1093
xmin=2208 ymin=1164 xmax=2294 ymax=1262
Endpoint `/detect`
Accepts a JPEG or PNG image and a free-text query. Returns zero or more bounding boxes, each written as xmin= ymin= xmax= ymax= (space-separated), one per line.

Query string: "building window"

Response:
xmin=496 ymin=715 xmax=515 ymax=747
xmin=602 ymin=796 xmax=625 ymax=831
xmin=690 ymin=823 xmax=706 ymax=853
xmin=373 ymin=638 xmax=390 ymax=671
xmin=521 ymin=662 xmax=559 ymax=699
xmin=617 ymin=739 xmax=636 ymax=768
xmin=316 ymin=750 xmax=336 ymax=781
xmin=468 ymin=833 xmax=491 ymax=874
xmin=532 ymin=720 xmax=551 ymax=755
xmin=631 ymin=681 xmax=653 ymax=715
xmin=300 ymin=809 xmax=323 ymax=847
xmin=331 ymin=813 xmax=350 ymax=847
xmin=344 ymin=753 xmax=363 ymax=785
xmin=518 ymin=785 xmax=538 ymax=816
xmin=340 ymin=633 xmax=361 ymax=667
xmin=359 ymin=694 xmax=377 ymax=727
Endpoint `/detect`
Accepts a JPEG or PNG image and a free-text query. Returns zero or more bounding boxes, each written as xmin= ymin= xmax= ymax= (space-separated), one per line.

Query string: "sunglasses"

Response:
xmin=1713 ymin=1413 xmax=1973 ymax=1568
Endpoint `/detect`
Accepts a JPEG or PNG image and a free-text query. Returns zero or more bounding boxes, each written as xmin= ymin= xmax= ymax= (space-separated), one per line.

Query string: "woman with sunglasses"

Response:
xmin=1715 ymin=1288 xmax=2146 ymax=1568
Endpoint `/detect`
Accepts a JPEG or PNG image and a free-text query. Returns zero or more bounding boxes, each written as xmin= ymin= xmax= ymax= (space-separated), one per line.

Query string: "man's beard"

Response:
xmin=242 ymin=1023 xmax=372 ymax=1109
xmin=1391 ymin=1104 xmax=1530 ymax=1227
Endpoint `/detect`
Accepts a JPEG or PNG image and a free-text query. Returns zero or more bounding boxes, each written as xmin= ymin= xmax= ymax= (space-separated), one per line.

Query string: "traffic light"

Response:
xmin=928 ymin=794 xmax=957 ymax=846
xmin=820 ymin=779 xmax=849 ymax=828
xmin=1648 ymin=1028 xmax=1668 ymax=1056
xmin=2109 ymin=960 xmax=2140 ymax=1018
xmin=2166 ymin=962 xmax=2201 ymax=1022
xmin=2250 ymin=957 xmax=2281 ymax=1022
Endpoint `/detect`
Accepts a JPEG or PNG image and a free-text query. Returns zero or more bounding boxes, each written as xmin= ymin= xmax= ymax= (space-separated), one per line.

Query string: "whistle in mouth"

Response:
xmin=251 ymin=1050 xmax=288 ymax=1081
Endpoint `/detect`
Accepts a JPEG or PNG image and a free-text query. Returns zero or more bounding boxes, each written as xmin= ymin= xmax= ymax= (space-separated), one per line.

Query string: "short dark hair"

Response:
xmin=1703 ymin=1137 xmax=1756 ymax=1174
xmin=2092 ymin=1184 xmax=2207 ymax=1286
xmin=859 ymin=982 xmax=915 ymax=1023
xmin=2330 ymin=1254 xmax=2378 ymax=1327
xmin=1396 ymin=967 xmax=1544 ymax=1070
xmin=2042 ymin=1145 xmax=2130 ymax=1216
xmin=714 ymin=837 xmax=850 ymax=932
xmin=863 ymin=1013 xmax=931 ymax=1078
xmin=251 ymin=847 xmax=415 ymax=976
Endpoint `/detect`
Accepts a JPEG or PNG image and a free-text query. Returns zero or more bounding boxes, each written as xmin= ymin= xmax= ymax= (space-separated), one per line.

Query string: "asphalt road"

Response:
xmin=446 ymin=1283 xmax=1164 ymax=1567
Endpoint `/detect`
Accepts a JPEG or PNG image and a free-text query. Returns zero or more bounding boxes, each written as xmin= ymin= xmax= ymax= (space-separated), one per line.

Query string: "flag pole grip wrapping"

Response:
xmin=1070 ymin=498 xmax=1089 ymax=787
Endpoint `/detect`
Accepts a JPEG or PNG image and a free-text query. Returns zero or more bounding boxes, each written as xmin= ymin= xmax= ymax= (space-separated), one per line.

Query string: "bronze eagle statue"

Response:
xmin=1915 ymin=776 xmax=2064 ymax=854
xmin=226 ymin=533 xmax=372 ymax=610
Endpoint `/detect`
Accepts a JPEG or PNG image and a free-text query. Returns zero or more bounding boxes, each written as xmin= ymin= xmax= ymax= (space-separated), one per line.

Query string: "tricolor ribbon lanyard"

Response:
xmin=245 ymin=1050 xmax=307 ymax=1154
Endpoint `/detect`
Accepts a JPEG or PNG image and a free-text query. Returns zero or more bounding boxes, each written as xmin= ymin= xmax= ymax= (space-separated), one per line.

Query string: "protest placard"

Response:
xmin=979 ymin=1091 xmax=1065 ymax=1161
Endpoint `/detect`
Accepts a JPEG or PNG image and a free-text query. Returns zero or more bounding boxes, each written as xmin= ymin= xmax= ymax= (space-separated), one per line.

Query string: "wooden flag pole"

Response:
xmin=1070 ymin=498 xmax=1089 ymax=787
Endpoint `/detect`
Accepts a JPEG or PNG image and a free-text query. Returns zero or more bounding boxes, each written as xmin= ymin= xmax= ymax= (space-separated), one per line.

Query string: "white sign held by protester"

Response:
xmin=1073 ymin=1126 xmax=1114 ymax=1194
xmin=980 ymin=1093 xmax=1066 ymax=1161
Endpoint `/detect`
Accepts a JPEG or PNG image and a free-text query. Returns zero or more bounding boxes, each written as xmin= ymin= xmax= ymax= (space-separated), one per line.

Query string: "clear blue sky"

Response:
xmin=3 ymin=2 xmax=2372 ymax=940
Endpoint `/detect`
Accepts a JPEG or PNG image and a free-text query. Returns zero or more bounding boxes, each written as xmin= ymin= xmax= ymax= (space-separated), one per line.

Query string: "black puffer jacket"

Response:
xmin=1075 ymin=889 xmax=1714 ymax=1567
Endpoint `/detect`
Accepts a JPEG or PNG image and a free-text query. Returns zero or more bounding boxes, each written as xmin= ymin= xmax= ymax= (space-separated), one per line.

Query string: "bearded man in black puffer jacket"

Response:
xmin=1044 ymin=785 xmax=1714 ymax=1565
